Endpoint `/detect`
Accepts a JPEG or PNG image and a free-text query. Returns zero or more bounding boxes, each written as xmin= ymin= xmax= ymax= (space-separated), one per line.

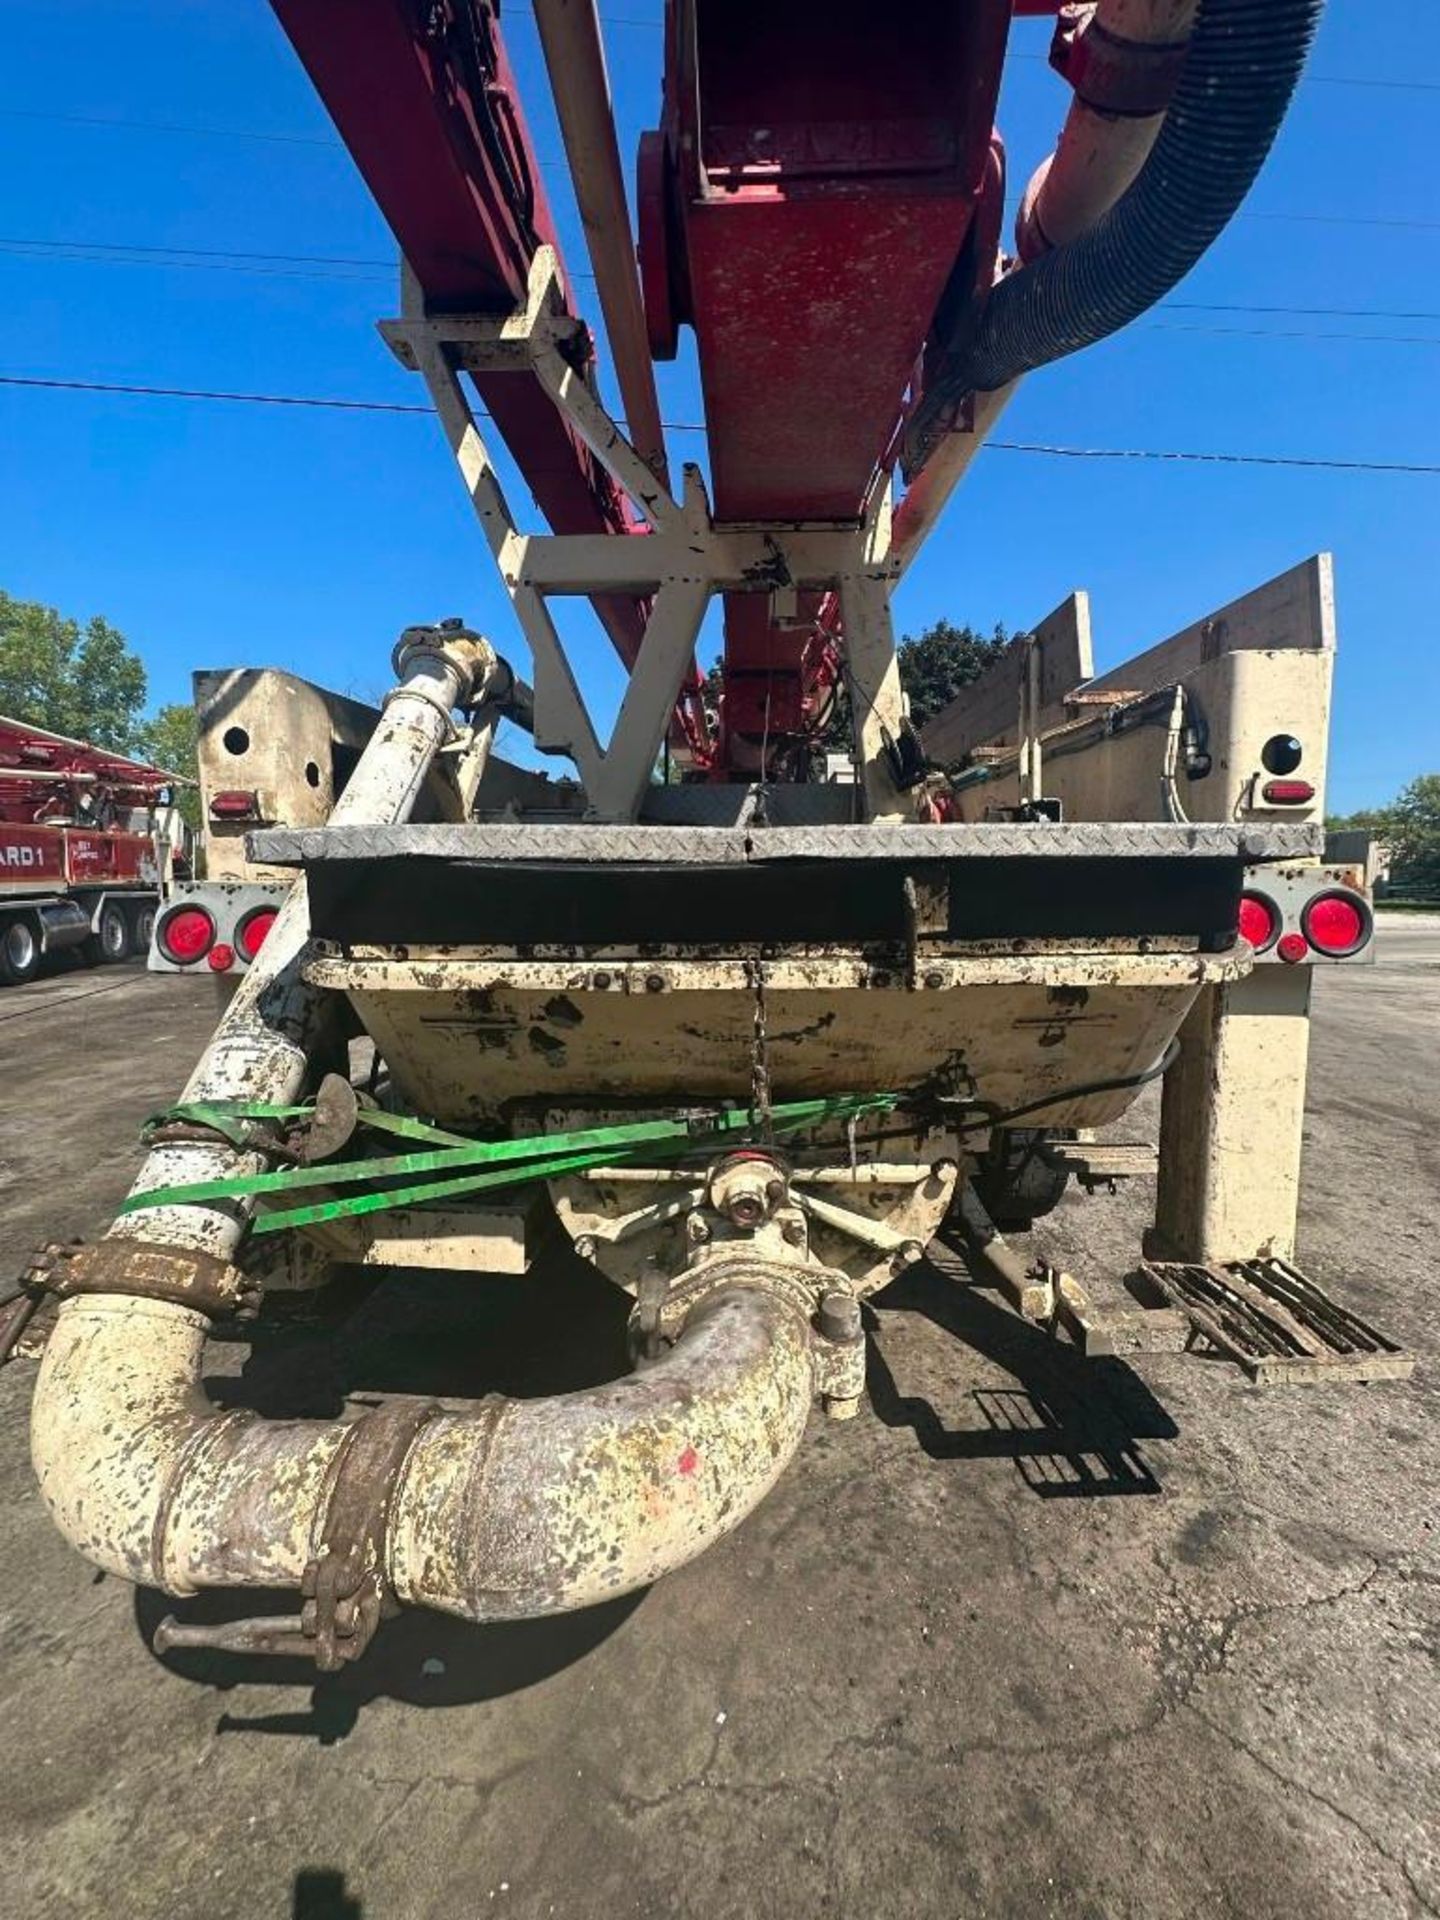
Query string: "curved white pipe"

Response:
xmin=895 ymin=1 xmax=1197 ymax=573
xmin=32 ymin=1284 xmax=816 ymax=1621
xmin=1016 ymin=0 xmax=1198 ymax=262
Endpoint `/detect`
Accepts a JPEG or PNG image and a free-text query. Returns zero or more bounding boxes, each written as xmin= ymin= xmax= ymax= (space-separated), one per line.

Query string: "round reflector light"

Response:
xmin=1238 ymin=892 xmax=1278 ymax=953
xmin=236 ymin=907 xmax=278 ymax=962
xmin=1276 ymin=932 xmax=1309 ymax=966
xmin=158 ymin=905 xmax=215 ymax=964
xmin=207 ymin=943 xmax=236 ymax=973
xmin=1303 ymin=891 xmax=1370 ymax=957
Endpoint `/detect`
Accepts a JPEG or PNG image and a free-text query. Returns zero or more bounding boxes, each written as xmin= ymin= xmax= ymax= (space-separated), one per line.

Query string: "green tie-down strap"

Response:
xmin=122 ymin=1094 xmax=900 ymax=1238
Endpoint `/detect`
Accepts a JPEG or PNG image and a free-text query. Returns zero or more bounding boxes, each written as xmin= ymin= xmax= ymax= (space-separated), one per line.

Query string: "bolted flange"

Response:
xmin=709 ymin=1152 xmax=789 ymax=1230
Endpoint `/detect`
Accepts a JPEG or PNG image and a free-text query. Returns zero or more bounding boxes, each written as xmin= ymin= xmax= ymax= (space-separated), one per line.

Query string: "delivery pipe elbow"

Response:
xmin=31 ymin=1281 xmax=819 ymax=1626
xmin=388 ymin=1285 xmax=818 ymax=1622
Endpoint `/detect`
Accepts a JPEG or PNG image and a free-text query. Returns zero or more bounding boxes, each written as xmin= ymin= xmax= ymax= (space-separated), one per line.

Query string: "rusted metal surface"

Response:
xmin=318 ymin=954 xmax=1230 ymax=1130
xmin=386 ymin=1284 xmax=817 ymax=1620
xmin=22 ymin=1238 xmax=258 ymax=1320
xmin=556 ymin=1124 xmax=960 ymax=1299
xmin=157 ymin=1394 xmax=445 ymax=1668
xmin=1142 ymin=1257 xmax=1416 ymax=1385
xmin=27 ymin=630 xmax=516 ymax=1610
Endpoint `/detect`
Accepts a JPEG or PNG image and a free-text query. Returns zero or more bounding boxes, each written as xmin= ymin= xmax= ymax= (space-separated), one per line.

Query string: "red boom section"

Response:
xmin=0 ymin=716 xmax=174 ymax=823
xmin=639 ymin=0 xmax=1011 ymax=770
xmin=268 ymin=0 xmax=710 ymax=758
xmin=1 ymin=716 xmax=175 ymax=896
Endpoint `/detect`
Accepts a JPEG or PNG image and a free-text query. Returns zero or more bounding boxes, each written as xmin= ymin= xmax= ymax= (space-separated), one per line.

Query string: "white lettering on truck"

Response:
xmin=2 ymin=844 xmax=41 ymax=869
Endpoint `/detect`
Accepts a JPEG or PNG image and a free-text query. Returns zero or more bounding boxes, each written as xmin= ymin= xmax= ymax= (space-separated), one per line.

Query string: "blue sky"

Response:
xmin=0 ymin=0 xmax=1434 ymax=810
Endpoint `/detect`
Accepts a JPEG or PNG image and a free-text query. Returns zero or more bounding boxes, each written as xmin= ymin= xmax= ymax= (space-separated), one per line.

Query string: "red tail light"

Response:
xmin=1303 ymin=890 xmax=1371 ymax=957
xmin=207 ymin=943 xmax=236 ymax=973
xmin=235 ymin=907 xmax=278 ymax=962
xmin=1261 ymin=779 xmax=1315 ymax=806
xmin=158 ymin=904 xmax=215 ymax=964
xmin=209 ymin=790 xmax=261 ymax=820
xmin=1238 ymin=892 xmax=1278 ymax=953
xmin=1277 ymin=932 xmax=1309 ymax=965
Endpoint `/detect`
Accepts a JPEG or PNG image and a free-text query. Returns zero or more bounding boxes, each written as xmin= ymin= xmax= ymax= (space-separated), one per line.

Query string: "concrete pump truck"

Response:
xmin=9 ymin=0 xmax=1409 ymax=1673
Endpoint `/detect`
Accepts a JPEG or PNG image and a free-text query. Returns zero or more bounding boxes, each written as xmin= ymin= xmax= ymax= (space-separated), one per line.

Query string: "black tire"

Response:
xmin=130 ymin=902 xmax=157 ymax=953
xmin=969 ymin=1128 xmax=1072 ymax=1233
xmin=84 ymin=901 xmax=131 ymax=967
xmin=0 ymin=915 xmax=42 ymax=988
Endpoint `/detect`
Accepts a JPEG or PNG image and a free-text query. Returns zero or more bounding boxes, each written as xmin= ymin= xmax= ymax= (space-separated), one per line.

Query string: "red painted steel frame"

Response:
xmin=1 ymin=718 xmax=173 ymax=902
xmin=267 ymin=0 xmax=710 ymax=758
xmin=0 ymin=717 xmax=174 ymax=824
xmin=649 ymin=0 xmax=1011 ymax=523
xmin=640 ymin=0 xmax=1011 ymax=766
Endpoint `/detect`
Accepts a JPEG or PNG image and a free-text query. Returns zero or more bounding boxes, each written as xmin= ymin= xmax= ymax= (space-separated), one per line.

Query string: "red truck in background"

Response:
xmin=0 ymin=714 xmax=186 ymax=987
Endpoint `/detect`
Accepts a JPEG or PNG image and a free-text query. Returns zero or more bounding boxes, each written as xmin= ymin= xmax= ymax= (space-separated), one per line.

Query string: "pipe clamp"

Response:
xmin=1050 ymin=5 xmax=1192 ymax=119
xmin=23 ymin=1238 xmax=259 ymax=1320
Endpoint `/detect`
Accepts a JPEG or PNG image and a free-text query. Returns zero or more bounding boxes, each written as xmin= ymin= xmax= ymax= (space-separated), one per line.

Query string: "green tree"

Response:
xmin=895 ymin=618 xmax=1009 ymax=730
xmin=0 ymin=591 xmax=148 ymax=750
xmin=1385 ymin=773 xmax=1440 ymax=886
xmin=704 ymin=617 xmax=1009 ymax=752
xmin=134 ymin=701 xmax=202 ymax=827
xmin=1330 ymin=773 xmax=1440 ymax=892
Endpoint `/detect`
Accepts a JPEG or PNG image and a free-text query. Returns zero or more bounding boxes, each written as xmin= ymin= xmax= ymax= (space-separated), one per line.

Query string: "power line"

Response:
xmin=0 ymin=105 xmax=338 ymax=148
xmin=0 ymin=374 xmax=432 ymax=416
xmin=0 ymin=237 xmax=391 ymax=284
xmin=1146 ymin=321 xmax=1440 ymax=347
xmin=988 ymin=441 xmax=1439 ymax=476
xmin=1004 ymin=47 xmax=1440 ymax=94
xmin=1243 ymin=209 xmax=1440 ymax=233
xmin=0 ymin=236 xmax=390 ymax=269
xmin=2 ymin=373 xmax=1435 ymax=474
xmin=1167 ymin=301 xmax=1440 ymax=322
xmin=7 ymin=239 xmax=1440 ymax=333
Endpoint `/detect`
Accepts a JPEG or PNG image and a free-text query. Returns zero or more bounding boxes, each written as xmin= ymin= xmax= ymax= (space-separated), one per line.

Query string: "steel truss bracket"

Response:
xmin=381 ymin=249 xmax=911 ymax=821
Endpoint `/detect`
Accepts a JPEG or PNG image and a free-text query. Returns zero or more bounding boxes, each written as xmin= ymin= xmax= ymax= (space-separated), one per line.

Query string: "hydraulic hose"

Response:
xmin=911 ymin=0 xmax=1323 ymax=451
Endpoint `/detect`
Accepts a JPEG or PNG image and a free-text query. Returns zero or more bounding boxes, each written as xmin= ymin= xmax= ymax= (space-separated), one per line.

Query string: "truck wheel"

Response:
xmin=85 ymin=902 xmax=131 ymax=966
xmin=0 ymin=916 xmax=42 ymax=987
xmin=969 ymin=1128 xmax=1072 ymax=1232
xmin=131 ymin=903 xmax=157 ymax=952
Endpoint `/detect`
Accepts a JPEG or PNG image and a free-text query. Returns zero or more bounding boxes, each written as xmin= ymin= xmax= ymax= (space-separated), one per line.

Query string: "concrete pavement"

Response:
xmin=0 ymin=927 xmax=1436 ymax=1920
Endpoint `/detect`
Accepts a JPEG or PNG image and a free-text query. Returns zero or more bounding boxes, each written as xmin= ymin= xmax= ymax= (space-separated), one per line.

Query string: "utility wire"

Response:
xmin=7 ymin=239 xmax=1440 ymax=339
xmin=511 ymin=9 xmax=1440 ymax=89
xmin=1147 ymin=321 xmax=1440 ymax=347
xmin=0 ymin=236 xmax=390 ymax=269
xmin=0 ymin=375 xmax=433 ymax=416
xmin=2 ymin=373 xmax=1435 ymax=474
xmin=987 ymin=441 xmax=1439 ymax=476
xmin=1005 ymin=49 xmax=1440 ymax=94
xmin=1166 ymin=300 xmax=1440 ymax=322
xmin=0 ymin=106 xmax=338 ymax=148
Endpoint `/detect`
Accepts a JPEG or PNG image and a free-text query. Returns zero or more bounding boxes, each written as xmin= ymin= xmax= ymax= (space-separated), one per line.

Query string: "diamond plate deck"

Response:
xmin=250 ymin=821 xmax=1322 ymax=869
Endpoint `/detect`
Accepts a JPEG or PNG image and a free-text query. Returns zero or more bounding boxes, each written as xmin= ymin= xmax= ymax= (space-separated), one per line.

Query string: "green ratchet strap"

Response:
xmin=122 ymin=1094 xmax=899 ymax=1239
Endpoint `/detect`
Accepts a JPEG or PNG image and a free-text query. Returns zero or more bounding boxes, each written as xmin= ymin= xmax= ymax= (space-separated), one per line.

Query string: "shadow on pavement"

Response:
xmin=293 ymin=1869 xmax=363 ymax=1920
xmin=134 ymin=1584 xmax=646 ymax=1742
xmin=865 ymin=1255 xmax=1177 ymax=1496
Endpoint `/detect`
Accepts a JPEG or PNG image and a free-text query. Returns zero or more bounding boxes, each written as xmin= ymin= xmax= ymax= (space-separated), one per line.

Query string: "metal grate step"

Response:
xmin=1140 ymin=1256 xmax=1414 ymax=1386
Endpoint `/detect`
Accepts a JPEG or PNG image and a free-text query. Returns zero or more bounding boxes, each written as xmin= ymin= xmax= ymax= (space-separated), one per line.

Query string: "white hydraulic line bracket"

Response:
xmin=380 ymin=248 xmax=911 ymax=822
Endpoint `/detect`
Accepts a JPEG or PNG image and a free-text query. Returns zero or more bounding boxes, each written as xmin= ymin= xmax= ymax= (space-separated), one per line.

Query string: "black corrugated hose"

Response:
xmin=907 ymin=0 xmax=1325 ymax=460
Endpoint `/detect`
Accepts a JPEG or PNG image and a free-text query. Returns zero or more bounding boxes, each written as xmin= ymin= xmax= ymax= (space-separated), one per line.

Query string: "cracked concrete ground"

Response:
xmin=0 ymin=924 xmax=1436 ymax=1920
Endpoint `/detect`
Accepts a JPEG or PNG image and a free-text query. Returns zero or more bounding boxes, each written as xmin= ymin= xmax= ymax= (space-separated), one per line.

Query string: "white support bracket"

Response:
xmin=381 ymin=248 xmax=912 ymax=821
